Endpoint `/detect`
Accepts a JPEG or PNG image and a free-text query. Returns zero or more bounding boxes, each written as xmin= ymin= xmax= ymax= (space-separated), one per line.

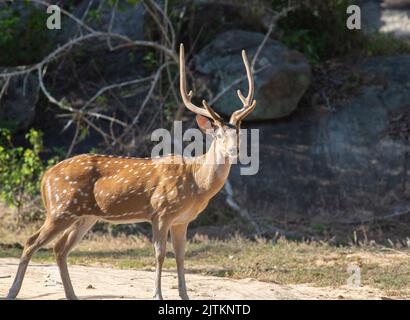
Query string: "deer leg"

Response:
xmin=171 ymin=223 xmax=189 ymax=300
xmin=152 ymin=219 xmax=170 ymax=300
xmin=54 ymin=217 xmax=97 ymax=300
xmin=7 ymin=218 xmax=76 ymax=299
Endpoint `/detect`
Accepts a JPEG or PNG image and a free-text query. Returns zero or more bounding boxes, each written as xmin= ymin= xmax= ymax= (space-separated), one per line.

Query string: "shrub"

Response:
xmin=274 ymin=0 xmax=364 ymax=63
xmin=0 ymin=128 xmax=57 ymax=223
xmin=365 ymin=33 xmax=410 ymax=57
xmin=0 ymin=3 xmax=54 ymax=66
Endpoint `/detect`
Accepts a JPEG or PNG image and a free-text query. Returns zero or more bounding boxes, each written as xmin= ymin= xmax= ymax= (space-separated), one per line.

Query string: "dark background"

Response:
xmin=1 ymin=0 xmax=410 ymax=244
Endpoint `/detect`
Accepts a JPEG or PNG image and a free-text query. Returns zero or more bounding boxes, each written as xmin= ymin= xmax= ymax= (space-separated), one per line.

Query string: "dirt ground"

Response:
xmin=0 ymin=258 xmax=388 ymax=300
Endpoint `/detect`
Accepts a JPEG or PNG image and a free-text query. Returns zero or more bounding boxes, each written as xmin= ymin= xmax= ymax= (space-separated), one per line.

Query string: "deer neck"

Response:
xmin=191 ymin=139 xmax=231 ymax=198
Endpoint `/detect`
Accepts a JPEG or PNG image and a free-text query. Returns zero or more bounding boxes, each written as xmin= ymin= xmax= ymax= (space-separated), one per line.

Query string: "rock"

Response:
xmin=102 ymin=1 xmax=145 ymax=40
xmin=361 ymin=0 xmax=383 ymax=34
xmin=195 ymin=30 xmax=311 ymax=121
xmin=60 ymin=0 xmax=144 ymax=42
xmin=227 ymin=54 xmax=410 ymax=237
xmin=0 ymin=74 xmax=39 ymax=131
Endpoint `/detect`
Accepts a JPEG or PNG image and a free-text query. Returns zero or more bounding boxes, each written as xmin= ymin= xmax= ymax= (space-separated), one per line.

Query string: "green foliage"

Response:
xmin=143 ymin=50 xmax=159 ymax=70
xmin=280 ymin=28 xmax=322 ymax=63
xmin=128 ymin=51 xmax=137 ymax=63
xmin=163 ymin=101 xmax=176 ymax=121
xmin=126 ymin=0 xmax=141 ymax=5
xmin=79 ymin=126 xmax=90 ymax=142
xmin=0 ymin=120 xmax=19 ymax=134
xmin=88 ymin=9 xmax=102 ymax=23
xmin=95 ymin=95 xmax=109 ymax=111
xmin=0 ymin=129 xmax=56 ymax=214
xmin=275 ymin=0 xmax=363 ymax=63
xmin=0 ymin=4 xmax=54 ymax=66
xmin=365 ymin=33 xmax=410 ymax=57
xmin=51 ymin=146 xmax=67 ymax=160
xmin=312 ymin=223 xmax=326 ymax=235
xmin=89 ymin=147 xmax=102 ymax=154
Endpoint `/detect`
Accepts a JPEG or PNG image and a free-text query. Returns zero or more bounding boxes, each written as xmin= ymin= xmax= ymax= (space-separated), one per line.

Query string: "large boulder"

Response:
xmin=195 ymin=30 xmax=311 ymax=121
xmin=226 ymin=54 xmax=410 ymax=239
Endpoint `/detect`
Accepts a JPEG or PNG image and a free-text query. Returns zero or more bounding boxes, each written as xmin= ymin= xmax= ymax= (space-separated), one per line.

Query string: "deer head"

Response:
xmin=179 ymin=44 xmax=256 ymax=162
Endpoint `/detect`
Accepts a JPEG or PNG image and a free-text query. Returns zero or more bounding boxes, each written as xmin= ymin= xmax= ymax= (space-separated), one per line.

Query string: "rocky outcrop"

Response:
xmin=227 ymin=54 xmax=410 ymax=232
xmin=195 ymin=30 xmax=311 ymax=121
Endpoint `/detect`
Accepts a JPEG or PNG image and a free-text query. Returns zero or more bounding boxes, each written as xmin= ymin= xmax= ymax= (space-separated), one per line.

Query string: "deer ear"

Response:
xmin=196 ymin=115 xmax=214 ymax=134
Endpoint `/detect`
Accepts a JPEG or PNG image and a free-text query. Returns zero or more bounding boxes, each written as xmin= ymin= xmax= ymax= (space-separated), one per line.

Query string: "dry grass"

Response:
xmin=1 ymin=220 xmax=409 ymax=298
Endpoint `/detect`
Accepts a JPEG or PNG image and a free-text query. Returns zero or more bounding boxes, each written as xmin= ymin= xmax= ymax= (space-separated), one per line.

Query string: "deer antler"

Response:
xmin=229 ymin=50 xmax=257 ymax=126
xmin=179 ymin=44 xmax=222 ymax=121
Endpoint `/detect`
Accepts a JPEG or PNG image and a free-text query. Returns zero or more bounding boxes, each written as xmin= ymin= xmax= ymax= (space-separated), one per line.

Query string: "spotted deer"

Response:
xmin=7 ymin=44 xmax=256 ymax=300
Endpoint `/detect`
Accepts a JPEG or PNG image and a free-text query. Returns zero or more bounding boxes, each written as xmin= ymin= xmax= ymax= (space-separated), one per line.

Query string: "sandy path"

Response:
xmin=0 ymin=258 xmax=384 ymax=300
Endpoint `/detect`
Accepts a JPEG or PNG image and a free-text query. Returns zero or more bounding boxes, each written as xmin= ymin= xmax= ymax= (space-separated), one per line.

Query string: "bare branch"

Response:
xmin=66 ymin=120 xmax=81 ymax=157
xmin=0 ymin=77 xmax=10 ymax=102
xmin=106 ymin=0 xmax=118 ymax=50
xmin=251 ymin=5 xmax=296 ymax=70
xmin=81 ymin=75 xmax=154 ymax=110
xmin=0 ymin=0 xmax=179 ymax=155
